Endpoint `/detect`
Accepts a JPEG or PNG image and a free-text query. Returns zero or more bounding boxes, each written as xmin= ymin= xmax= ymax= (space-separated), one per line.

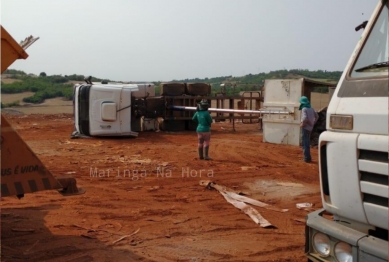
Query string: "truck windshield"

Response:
xmin=351 ymin=3 xmax=388 ymax=78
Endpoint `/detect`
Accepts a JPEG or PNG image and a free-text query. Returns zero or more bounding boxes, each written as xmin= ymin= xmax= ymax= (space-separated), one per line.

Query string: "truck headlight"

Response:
xmin=334 ymin=242 xmax=352 ymax=262
xmin=313 ymin=233 xmax=331 ymax=256
xmin=329 ymin=115 xmax=353 ymax=130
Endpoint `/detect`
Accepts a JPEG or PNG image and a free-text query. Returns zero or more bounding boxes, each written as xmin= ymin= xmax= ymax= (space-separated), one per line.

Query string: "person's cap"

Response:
xmin=299 ymin=96 xmax=309 ymax=104
xmin=198 ymin=99 xmax=209 ymax=105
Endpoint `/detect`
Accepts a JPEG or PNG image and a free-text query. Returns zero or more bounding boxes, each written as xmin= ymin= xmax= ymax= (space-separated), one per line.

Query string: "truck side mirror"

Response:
xmin=355 ymin=20 xmax=368 ymax=31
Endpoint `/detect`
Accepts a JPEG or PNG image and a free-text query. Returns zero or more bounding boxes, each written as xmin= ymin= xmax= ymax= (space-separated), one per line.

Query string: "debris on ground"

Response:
xmin=296 ymin=203 xmax=313 ymax=209
xmin=200 ymin=180 xmax=288 ymax=227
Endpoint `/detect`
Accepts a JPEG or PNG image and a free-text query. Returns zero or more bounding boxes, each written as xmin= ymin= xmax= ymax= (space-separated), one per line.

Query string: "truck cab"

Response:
xmin=73 ymin=83 xmax=141 ymax=137
xmin=305 ymin=1 xmax=388 ymax=261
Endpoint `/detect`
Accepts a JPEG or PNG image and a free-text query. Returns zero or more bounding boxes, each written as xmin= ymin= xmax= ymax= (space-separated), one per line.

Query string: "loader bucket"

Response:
xmin=1 ymin=26 xmax=29 ymax=74
xmin=1 ymin=115 xmax=85 ymax=198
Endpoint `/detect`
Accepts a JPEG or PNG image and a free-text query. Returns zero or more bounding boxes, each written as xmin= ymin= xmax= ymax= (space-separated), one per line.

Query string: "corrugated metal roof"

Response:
xmin=303 ymin=77 xmax=337 ymax=87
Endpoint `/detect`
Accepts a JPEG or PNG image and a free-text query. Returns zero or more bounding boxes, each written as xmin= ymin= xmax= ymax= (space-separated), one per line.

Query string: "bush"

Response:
xmin=23 ymin=85 xmax=73 ymax=103
xmin=2 ymin=74 xmax=74 ymax=103
xmin=1 ymin=100 xmax=20 ymax=108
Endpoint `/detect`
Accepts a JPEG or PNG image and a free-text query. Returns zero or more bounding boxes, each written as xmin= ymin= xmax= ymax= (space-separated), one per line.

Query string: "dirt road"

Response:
xmin=1 ymin=114 xmax=322 ymax=262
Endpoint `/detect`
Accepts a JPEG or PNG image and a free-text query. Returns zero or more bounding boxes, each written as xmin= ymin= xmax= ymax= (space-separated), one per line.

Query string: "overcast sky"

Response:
xmin=2 ymin=0 xmax=377 ymax=82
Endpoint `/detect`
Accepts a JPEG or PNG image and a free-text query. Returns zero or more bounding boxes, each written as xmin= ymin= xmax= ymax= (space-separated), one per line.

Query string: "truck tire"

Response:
xmin=160 ymin=83 xmax=186 ymax=96
xmin=186 ymin=83 xmax=211 ymax=96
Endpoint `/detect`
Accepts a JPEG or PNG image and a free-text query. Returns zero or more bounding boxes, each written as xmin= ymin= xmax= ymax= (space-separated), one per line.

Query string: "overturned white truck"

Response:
xmin=72 ymin=81 xmax=293 ymax=137
xmin=305 ymin=1 xmax=388 ymax=261
xmin=72 ymin=82 xmax=157 ymax=137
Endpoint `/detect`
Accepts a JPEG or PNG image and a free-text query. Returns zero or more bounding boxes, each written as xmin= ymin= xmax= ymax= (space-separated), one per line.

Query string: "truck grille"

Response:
xmin=359 ymin=149 xmax=388 ymax=207
xmin=358 ymin=146 xmax=388 ymax=231
xmin=359 ymin=149 xmax=388 ymax=163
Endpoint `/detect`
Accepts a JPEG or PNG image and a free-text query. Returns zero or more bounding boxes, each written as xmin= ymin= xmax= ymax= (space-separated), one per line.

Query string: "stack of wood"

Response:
xmin=310 ymin=107 xmax=327 ymax=147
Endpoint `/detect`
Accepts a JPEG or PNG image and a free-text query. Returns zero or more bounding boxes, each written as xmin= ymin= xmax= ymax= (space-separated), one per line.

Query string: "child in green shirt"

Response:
xmin=192 ymin=100 xmax=213 ymax=160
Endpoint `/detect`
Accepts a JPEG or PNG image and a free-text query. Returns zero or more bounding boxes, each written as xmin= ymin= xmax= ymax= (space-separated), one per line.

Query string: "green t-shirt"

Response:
xmin=192 ymin=111 xmax=212 ymax=132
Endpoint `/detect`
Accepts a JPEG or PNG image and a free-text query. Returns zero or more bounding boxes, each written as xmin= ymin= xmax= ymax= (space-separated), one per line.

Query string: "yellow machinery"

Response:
xmin=1 ymin=26 xmax=84 ymax=198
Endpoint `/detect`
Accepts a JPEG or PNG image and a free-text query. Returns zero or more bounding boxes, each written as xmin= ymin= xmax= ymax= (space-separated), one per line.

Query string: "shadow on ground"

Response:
xmin=1 ymin=204 xmax=152 ymax=262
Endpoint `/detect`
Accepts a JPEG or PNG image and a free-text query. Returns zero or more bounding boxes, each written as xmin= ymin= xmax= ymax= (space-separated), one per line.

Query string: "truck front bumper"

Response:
xmin=305 ymin=209 xmax=388 ymax=262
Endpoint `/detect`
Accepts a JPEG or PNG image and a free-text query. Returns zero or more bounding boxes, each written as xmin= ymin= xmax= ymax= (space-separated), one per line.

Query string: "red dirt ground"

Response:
xmin=1 ymin=113 xmax=322 ymax=262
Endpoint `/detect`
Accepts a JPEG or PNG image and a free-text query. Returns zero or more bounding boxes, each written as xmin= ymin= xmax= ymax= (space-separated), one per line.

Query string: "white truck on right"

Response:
xmin=305 ymin=1 xmax=388 ymax=262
